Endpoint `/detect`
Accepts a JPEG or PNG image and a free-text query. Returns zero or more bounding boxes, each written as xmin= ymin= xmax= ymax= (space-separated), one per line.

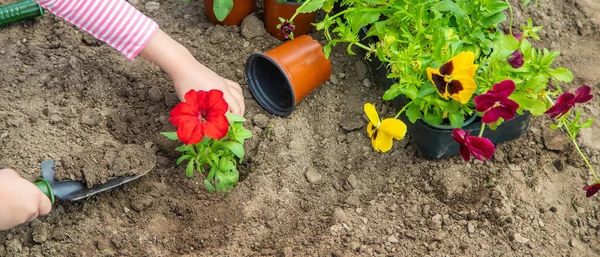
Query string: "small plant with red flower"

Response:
xmin=161 ymin=89 xmax=252 ymax=193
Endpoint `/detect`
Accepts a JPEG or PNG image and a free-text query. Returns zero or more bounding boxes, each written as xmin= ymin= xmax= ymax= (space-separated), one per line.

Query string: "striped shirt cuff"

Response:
xmin=35 ymin=0 xmax=159 ymax=60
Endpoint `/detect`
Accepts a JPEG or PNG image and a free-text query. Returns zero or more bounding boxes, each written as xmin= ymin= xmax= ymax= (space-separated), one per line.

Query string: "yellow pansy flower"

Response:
xmin=426 ymin=51 xmax=479 ymax=104
xmin=364 ymin=103 xmax=407 ymax=152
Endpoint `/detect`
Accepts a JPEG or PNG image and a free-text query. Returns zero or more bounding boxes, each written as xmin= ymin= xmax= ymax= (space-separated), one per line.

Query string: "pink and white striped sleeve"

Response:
xmin=34 ymin=0 xmax=159 ymax=60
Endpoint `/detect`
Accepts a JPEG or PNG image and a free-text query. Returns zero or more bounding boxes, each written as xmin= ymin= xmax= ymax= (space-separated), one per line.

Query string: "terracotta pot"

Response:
xmin=245 ymin=35 xmax=332 ymax=116
xmin=264 ymin=0 xmax=317 ymax=40
xmin=204 ymin=0 xmax=256 ymax=26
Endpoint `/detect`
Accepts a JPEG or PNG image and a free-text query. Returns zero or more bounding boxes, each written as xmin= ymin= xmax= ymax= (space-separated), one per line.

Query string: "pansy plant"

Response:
xmin=161 ymin=89 xmax=252 ymax=194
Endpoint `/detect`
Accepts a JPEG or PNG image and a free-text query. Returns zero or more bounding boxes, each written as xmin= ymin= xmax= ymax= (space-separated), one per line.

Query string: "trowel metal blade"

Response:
xmin=50 ymin=174 xmax=145 ymax=201
xmin=41 ymin=160 xmax=149 ymax=201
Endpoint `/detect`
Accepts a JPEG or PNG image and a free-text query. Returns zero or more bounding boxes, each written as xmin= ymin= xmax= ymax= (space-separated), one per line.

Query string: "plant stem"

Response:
xmin=505 ymin=0 xmax=514 ymax=35
xmin=478 ymin=122 xmax=486 ymax=137
xmin=565 ymin=125 xmax=599 ymax=182
xmin=546 ymin=94 xmax=599 ymax=183
xmin=394 ymin=100 xmax=414 ymax=119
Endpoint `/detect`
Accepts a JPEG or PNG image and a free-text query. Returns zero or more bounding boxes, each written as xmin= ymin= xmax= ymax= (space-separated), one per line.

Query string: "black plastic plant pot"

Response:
xmin=0 ymin=0 xmax=44 ymax=27
xmin=357 ymin=27 xmax=532 ymax=159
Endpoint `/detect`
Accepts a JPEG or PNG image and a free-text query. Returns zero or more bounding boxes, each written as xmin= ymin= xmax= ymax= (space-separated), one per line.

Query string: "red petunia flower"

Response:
xmin=452 ymin=129 xmax=495 ymax=162
xmin=474 ymin=80 xmax=520 ymax=124
xmin=583 ymin=183 xmax=600 ymax=198
xmin=169 ymin=89 xmax=229 ymax=144
xmin=545 ymin=85 xmax=593 ymax=119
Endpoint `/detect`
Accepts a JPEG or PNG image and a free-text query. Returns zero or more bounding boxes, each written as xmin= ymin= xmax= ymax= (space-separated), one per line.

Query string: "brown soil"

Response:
xmin=1 ymin=0 xmax=600 ymax=256
xmin=54 ymin=141 xmax=156 ymax=188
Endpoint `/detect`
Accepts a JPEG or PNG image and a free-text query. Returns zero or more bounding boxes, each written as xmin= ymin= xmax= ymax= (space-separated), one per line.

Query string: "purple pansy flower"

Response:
xmin=508 ymin=50 xmax=524 ymax=68
xmin=545 ymin=85 xmax=593 ymax=119
xmin=474 ymin=80 xmax=520 ymax=124
xmin=452 ymin=129 xmax=496 ymax=162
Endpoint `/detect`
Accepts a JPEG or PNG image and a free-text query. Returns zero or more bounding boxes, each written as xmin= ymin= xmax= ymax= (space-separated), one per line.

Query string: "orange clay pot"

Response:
xmin=204 ymin=0 xmax=256 ymax=26
xmin=264 ymin=0 xmax=317 ymax=40
xmin=245 ymin=35 xmax=332 ymax=116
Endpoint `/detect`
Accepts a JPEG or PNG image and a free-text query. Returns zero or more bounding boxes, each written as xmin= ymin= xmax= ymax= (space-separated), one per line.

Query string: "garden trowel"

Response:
xmin=34 ymin=159 xmax=155 ymax=203
xmin=0 ymin=0 xmax=44 ymax=28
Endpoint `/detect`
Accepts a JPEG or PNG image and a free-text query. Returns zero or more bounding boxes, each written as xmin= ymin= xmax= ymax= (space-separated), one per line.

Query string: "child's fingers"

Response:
xmin=224 ymin=78 xmax=243 ymax=95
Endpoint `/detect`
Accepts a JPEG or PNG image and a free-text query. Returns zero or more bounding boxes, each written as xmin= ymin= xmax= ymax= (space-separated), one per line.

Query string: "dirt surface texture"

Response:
xmin=54 ymin=141 xmax=156 ymax=188
xmin=1 ymin=0 xmax=600 ymax=256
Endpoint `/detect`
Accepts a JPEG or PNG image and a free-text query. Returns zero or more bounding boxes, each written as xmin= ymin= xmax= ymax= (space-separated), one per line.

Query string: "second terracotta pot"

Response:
xmin=204 ymin=0 xmax=256 ymax=26
xmin=264 ymin=0 xmax=317 ymax=40
xmin=245 ymin=35 xmax=332 ymax=116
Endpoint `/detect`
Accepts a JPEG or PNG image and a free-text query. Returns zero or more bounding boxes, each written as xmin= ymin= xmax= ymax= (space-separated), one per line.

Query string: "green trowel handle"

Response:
xmin=34 ymin=178 xmax=55 ymax=205
xmin=0 ymin=0 xmax=44 ymax=27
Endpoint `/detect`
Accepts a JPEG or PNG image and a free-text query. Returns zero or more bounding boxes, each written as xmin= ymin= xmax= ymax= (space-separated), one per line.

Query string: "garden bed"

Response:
xmin=1 ymin=0 xmax=600 ymax=256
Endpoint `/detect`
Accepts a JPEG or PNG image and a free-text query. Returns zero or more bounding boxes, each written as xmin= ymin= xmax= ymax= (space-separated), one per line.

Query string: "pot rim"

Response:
xmin=245 ymin=52 xmax=296 ymax=117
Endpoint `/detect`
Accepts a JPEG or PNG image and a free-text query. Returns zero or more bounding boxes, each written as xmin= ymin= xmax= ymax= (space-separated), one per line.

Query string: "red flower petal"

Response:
xmin=203 ymin=115 xmax=229 ymax=139
xmin=584 ymin=183 xmax=600 ymax=198
xmin=459 ymin=144 xmax=471 ymax=161
xmin=574 ymin=85 xmax=593 ymax=103
xmin=206 ymin=89 xmax=229 ymax=115
xmin=183 ymin=90 xmax=200 ymax=111
xmin=474 ymin=94 xmax=500 ymax=112
xmin=467 ymin=136 xmax=495 ymax=161
xmin=186 ymin=122 xmax=206 ymax=145
xmin=177 ymin=119 xmax=201 ymax=145
xmin=492 ymin=80 xmax=516 ymax=95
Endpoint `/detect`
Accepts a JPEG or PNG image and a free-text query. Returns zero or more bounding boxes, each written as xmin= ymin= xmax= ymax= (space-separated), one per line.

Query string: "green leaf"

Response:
xmin=322 ymin=0 xmax=336 ymax=12
xmin=207 ymin=166 xmax=217 ymax=181
xmin=226 ymin=112 xmax=246 ymax=123
xmin=215 ymin=141 xmax=245 ymax=159
xmin=176 ymin=155 xmax=192 ymax=165
xmin=298 ymin=0 xmax=326 ymax=13
xmin=346 ymin=11 xmax=380 ymax=32
xmin=161 ymin=132 xmax=179 ymax=141
xmin=323 ymin=44 xmax=332 ymax=59
xmin=185 ymin=160 xmax=194 ymax=177
xmin=213 ymin=0 xmax=234 ymax=22
xmin=480 ymin=12 xmax=507 ymax=27
xmin=448 ymin=112 xmax=464 ymax=128
xmin=214 ymin=169 xmax=239 ymax=193
xmin=175 ymin=144 xmax=193 ymax=152
xmin=219 ymin=157 xmax=235 ymax=172
xmin=203 ymin=179 xmax=215 ymax=193
xmin=406 ymin=104 xmax=421 ymax=123
xmin=549 ymin=68 xmax=574 ymax=82
xmin=580 ymin=118 xmax=594 ymax=129
xmin=434 ymin=0 xmax=466 ymax=18
xmin=418 ymin=84 xmax=437 ymax=98
xmin=485 ymin=1 xmax=510 ymax=13
xmin=549 ymin=124 xmax=559 ymax=130
xmin=234 ymin=127 xmax=253 ymax=144
xmin=424 ymin=111 xmax=443 ymax=125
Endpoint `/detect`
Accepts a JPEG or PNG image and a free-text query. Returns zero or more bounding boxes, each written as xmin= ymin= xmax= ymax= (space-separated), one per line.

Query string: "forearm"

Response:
xmin=35 ymin=0 xmax=159 ymax=60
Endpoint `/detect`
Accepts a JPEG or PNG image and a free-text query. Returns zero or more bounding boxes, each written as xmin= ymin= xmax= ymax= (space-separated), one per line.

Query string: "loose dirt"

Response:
xmin=1 ymin=0 xmax=599 ymax=256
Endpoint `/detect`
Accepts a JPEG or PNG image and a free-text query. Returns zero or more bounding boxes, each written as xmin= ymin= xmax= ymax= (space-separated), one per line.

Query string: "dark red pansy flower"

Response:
xmin=451 ymin=129 xmax=495 ymax=162
xmin=169 ymin=89 xmax=229 ymax=144
xmin=508 ymin=50 xmax=524 ymax=68
xmin=513 ymin=33 xmax=522 ymax=41
xmin=474 ymin=80 xmax=520 ymax=124
xmin=545 ymin=85 xmax=593 ymax=119
xmin=279 ymin=21 xmax=295 ymax=39
xmin=583 ymin=183 xmax=600 ymax=198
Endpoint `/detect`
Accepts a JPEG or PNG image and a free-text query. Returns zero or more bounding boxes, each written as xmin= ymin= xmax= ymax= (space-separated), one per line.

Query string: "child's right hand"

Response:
xmin=139 ymin=29 xmax=245 ymax=116
xmin=0 ymin=169 xmax=52 ymax=231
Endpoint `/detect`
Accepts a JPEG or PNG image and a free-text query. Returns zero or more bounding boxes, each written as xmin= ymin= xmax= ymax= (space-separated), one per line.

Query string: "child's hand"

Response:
xmin=170 ymin=60 xmax=245 ymax=116
xmin=0 ymin=169 xmax=52 ymax=231
xmin=140 ymin=29 xmax=245 ymax=116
